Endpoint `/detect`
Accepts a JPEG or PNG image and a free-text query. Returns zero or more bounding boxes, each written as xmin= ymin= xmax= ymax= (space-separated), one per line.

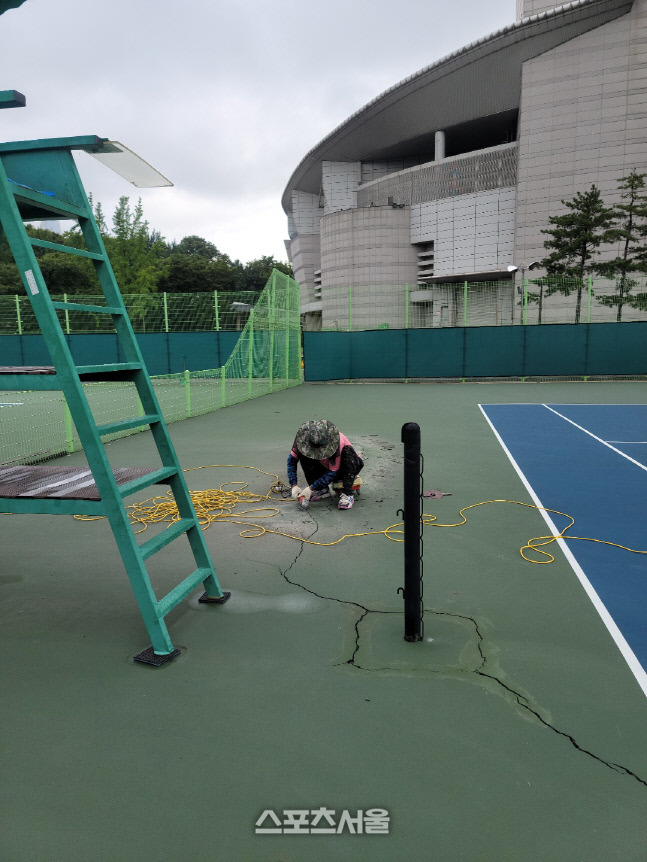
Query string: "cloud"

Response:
xmin=2 ymin=0 xmax=515 ymax=262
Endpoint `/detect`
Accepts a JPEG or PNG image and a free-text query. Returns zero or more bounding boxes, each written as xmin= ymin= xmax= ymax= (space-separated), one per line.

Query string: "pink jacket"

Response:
xmin=290 ymin=432 xmax=352 ymax=473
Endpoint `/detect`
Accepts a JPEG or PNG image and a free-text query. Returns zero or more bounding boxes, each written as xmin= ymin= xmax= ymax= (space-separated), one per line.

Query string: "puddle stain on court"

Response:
xmin=188 ymin=587 xmax=326 ymax=615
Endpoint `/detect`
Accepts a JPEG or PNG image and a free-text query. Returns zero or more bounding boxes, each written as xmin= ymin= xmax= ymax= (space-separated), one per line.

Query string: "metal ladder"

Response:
xmin=0 ymin=135 xmax=230 ymax=664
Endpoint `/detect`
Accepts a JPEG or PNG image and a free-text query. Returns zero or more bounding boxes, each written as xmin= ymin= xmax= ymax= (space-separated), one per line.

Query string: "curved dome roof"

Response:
xmin=282 ymin=0 xmax=633 ymax=213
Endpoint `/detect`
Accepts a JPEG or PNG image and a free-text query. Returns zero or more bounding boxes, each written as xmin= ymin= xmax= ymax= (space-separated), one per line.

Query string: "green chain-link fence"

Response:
xmin=0 ymin=270 xmax=302 ymax=465
xmin=300 ymin=276 xmax=647 ymax=331
xmin=0 ymin=289 xmax=263 ymax=334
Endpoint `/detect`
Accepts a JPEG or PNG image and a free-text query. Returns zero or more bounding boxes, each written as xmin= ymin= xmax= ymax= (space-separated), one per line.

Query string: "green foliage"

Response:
xmin=0 ymin=229 xmax=21 ymax=293
xmin=102 ymin=197 xmax=167 ymax=294
xmin=0 ymin=260 xmax=22 ymax=294
xmin=156 ymin=253 xmax=237 ymax=293
xmin=237 ymin=256 xmax=293 ymax=291
xmin=592 ymin=171 xmax=647 ymax=320
xmin=0 ymin=196 xmax=292 ymax=302
xmin=541 ymin=185 xmax=614 ymax=278
xmin=37 ymin=254 xmax=95 ymax=294
xmin=172 ymin=235 xmax=222 ymax=259
xmin=540 ymin=185 xmax=615 ymax=323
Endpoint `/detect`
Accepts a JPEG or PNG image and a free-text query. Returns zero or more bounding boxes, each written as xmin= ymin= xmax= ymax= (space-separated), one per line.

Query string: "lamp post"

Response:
xmin=507 ymin=262 xmax=541 ymax=324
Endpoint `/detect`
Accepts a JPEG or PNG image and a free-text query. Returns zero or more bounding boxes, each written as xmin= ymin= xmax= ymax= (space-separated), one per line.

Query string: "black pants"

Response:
xmin=301 ymin=448 xmax=364 ymax=495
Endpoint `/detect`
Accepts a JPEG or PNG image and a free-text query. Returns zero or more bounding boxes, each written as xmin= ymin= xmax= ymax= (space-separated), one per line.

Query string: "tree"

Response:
xmin=0 ymin=229 xmax=22 ymax=294
xmin=37 ymin=254 xmax=95 ymax=295
xmin=103 ymin=197 xmax=167 ymax=293
xmin=523 ymin=278 xmax=550 ymax=325
xmin=540 ymin=185 xmax=614 ymax=323
xmin=0 ymin=226 xmax=96 ymax=296
xmin=592 ymin=171 xmax=647 ymax=321
xmin=82 ymin=194 xmax=108 ymax=234
xmin=173 ymin=235 xmax=222 ymax=260
xmin=1 ymin=191 xmax=292 ymax=314
xmin=237 ymin=256 xmax=293 ymax=292
xmin=155 ymin=234 xmax=242 ymax=293
xmin=156 ymin=253 xmax=237 ymax=293
xmin=0 ymin=261 xmax=22 ymax=295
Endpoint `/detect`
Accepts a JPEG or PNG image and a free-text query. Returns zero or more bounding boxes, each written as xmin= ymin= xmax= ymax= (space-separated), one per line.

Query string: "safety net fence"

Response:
xmin=0 ymin=269 xmax=302 ymax=465
xmin=300 ymin=276 xmax=647 ymax=331
xmin=0 ymin=289 xmax=263 ymax=334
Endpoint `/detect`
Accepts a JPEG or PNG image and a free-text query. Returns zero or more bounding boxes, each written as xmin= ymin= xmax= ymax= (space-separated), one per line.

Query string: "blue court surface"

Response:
xmin=480 ymin=403 xmax=647 ymax=697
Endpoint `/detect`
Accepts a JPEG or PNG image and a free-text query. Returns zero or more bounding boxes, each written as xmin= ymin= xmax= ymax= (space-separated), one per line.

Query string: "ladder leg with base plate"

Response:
xmin=0 ymin=136 xmax=230 ymax=665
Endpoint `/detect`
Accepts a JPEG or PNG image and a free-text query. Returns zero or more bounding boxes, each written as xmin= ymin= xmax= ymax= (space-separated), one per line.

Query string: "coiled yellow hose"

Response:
xmin=77 ymin=465 xmax=647 ymax=565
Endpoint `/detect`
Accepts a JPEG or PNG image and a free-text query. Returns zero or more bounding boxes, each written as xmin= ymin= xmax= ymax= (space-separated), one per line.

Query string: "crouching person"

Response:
xmin=287 ymin=419 xmax=363 ymax=510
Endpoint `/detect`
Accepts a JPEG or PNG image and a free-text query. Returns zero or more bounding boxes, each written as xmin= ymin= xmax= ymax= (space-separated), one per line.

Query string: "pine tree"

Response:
xmin=592 ymin=171 xmax=647 ymax=321
xmin=540 ymin=185 xmax=614 ymax=323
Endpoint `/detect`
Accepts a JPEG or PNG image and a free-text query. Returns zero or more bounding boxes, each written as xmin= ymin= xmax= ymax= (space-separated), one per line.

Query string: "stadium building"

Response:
xmin=282 ymin=0 xmax=647 ymax=330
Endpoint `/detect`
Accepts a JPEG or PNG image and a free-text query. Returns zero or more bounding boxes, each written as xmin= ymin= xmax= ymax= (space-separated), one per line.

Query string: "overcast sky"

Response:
xmin=2 ymin=0 xmax=515 ymax=263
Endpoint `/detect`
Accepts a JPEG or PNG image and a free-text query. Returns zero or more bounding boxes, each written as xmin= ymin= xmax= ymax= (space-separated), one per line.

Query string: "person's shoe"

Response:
xmin=338 ymin=493 xmax=354 ymax=510
xmin=310 ymin=488 xmax=331 ymax=502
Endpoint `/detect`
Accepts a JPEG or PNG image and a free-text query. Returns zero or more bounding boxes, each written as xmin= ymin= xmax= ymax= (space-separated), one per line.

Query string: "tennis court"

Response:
xmin=1 ymin=380 xmax=646 ymax=861
xmin=481 ymin=403 xmax=647 ymax=694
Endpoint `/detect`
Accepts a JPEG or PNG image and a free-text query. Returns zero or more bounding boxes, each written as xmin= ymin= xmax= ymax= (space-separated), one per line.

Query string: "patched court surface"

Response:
xmin=1 ymin=381 xmax=647 ymax=861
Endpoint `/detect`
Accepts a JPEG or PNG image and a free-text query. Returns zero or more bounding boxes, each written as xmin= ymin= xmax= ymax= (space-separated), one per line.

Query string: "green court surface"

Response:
xmin=1 ymin=381 xmax=647 ymax=861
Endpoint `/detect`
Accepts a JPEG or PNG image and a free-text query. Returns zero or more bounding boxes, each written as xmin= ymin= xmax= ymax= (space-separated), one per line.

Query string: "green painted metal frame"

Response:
xmin=0 ymin=137 xmax=229 ymax=659
xmin=0 ymin=90 xmax=26 ymax=109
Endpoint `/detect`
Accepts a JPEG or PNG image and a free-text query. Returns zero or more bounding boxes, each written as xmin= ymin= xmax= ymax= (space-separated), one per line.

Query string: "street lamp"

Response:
xmin=508 ymin=262 xmax=541 ymax=324
xmin=507 ymin=261 xmax=541 ymax=293
xmin=230 ymin=301 xmax=252 ymax=331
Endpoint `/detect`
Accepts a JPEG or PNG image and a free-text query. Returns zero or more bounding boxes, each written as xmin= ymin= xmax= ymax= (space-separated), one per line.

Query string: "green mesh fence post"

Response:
xmin=220 ymin=366 xmax=226 ymax=407
xmin=286 ymin=287 xmax=291 ymax=386
xmin=163 ymin=292 xmax=169 ymax=333
xmin=405 ymin=283 xmax=409 ymax=328
xmin=348 ymin=285 xmax=352 ymax=332
xmin=271 ymin=269 xmax=276 ymax=315
xmin=15 ymin=294 xmax=22 ymax=335
xmin=63 ymin=292 xmax=70 ymax=334
xmin=63 ymin=400 xmax=74 ymax=453
xmin=269 ymin=271 xmax=276 ymax=392
xmin=523 ymin=279 xmax=528 ymax=325
xmin=248 ymin=307 xmax=254 ymax=398
xmin=184 ymin=369 xmax=191 ymax=418
xmin=463 ymin=282 xmax=468 ymax=326
xmin=214 ymin=290 xmax=219 ymax=331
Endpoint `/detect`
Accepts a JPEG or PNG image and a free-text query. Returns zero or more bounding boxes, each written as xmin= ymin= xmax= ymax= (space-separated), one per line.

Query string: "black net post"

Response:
xmin=400 ymin=422 xmax=423 ymax=642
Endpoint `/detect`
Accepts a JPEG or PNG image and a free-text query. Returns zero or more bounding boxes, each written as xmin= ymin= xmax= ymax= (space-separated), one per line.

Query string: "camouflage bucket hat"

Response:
xmin=295 ymin=419 xmax=340 ymax=460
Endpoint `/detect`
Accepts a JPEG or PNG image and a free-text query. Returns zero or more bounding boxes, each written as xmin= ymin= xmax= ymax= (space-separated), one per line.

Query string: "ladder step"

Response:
xmin=30 ymin=237 xmax=104 ymax=260
xmin=76 ymin=362 xmax=142 ymax=381
xmin=156 ymin=567 xmax=214 ymax=618
xmin=118 ymin=466 xmax=177 ymax=498
xmin=95 ymin=414 xmax=160 ymax=436
xmin=139 ymin=518 xmax=195 ymax=561
xmin=53 ymin=301 xmax=124 ymax=316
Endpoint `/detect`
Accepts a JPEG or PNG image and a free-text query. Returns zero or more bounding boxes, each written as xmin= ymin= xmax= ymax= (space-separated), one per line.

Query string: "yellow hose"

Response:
xmin=76 ymin=465 xmax=647 ymax=565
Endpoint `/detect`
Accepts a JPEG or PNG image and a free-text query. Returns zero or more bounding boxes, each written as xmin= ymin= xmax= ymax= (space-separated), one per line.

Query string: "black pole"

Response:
xmin=400 ymin=422 xmax=423 ymax=641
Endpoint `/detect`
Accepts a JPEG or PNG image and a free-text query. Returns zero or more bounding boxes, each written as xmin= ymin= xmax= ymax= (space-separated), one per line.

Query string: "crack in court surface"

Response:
xmin=275 ymin=510 xmax=647 ymax=790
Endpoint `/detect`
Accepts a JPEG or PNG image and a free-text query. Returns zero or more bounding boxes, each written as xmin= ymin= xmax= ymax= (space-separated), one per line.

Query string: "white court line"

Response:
xmin=542 ymin=404 xmax=647 ymax=473
xmin=479 ymin=404 xmax=647 ymax=699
